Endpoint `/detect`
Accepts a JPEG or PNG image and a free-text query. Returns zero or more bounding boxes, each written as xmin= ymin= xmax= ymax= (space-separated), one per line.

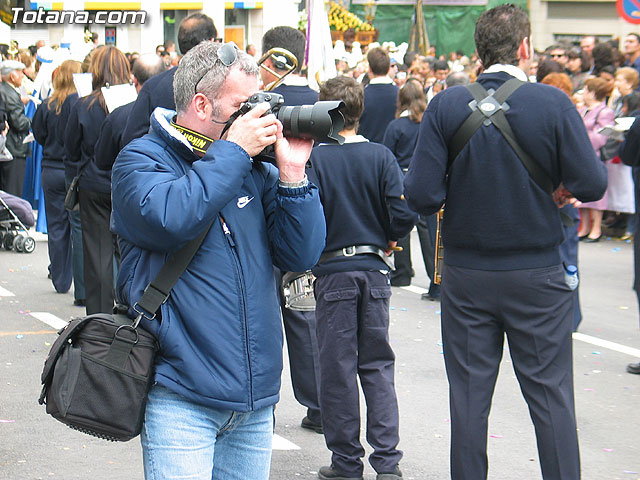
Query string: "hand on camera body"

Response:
xmin=225 ymin=102 xmax=279 ymax=158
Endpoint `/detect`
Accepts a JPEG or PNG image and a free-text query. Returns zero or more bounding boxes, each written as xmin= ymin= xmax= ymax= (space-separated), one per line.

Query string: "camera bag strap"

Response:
xmin=38 ymin=218 xmax=215 ymax=405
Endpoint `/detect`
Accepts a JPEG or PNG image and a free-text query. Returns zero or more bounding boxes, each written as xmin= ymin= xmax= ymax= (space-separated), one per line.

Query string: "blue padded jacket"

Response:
xmin=111 ymin=108 xmax=326 ymax=412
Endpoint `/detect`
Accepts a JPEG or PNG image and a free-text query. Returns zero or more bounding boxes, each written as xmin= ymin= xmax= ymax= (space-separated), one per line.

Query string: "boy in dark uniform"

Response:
xmin=307 ymin=76 xmax=417 ymax=480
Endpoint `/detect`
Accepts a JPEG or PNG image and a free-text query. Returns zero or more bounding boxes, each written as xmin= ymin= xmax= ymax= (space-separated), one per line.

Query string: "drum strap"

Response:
xmin=319 ymin=245 xmax=395 ymax=270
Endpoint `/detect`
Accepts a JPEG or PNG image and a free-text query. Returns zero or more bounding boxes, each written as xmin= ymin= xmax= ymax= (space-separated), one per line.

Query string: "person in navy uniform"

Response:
xmin=260 ymin=25 xmax=323 ymax=434
xmin=404 ymin=5 xmax=607 ymax=479
xmin=308 ymin=76 xmax=416 ymax=480
xmin=358 ymin=47 xmax=398 ymax=144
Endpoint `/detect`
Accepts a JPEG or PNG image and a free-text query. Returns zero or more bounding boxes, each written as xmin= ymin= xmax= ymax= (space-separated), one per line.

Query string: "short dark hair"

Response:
xmin=474 ymin=4 xmax=530 ymax=68
xmin=433 ymin=60 xmax=449 ymax=72
xmin=536 ymin=59 xmax=563 ymax=83
xmin=319 ymin=76 xmax=363 ymax=131
xmin=178 ymin=13 xmax=217 ymax=55
xmin=367 ymin=47 xmax=390 ymax=76
xmin=262 ymin=26 xmax=306 ymax=74
xmin=403 ymin=51 xmax=417 ymax=69
xmin=133 ymin=54 xmax=166 ymax=85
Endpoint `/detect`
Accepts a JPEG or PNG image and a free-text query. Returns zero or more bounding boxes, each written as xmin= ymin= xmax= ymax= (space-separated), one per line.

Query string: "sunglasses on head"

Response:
xmin=194 ymin=41 xmax=238 ymax=94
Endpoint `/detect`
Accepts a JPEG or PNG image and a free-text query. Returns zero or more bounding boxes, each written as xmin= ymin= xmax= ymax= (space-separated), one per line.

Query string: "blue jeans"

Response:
xmin=141 ymin=385 xmax=274 ymax=480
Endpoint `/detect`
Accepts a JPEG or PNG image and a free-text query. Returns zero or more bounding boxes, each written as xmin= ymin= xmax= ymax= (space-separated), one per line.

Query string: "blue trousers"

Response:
xmin=64 ymin=172 xmax=85 ymax=301
xmin=41 ymin=166 xmax=72 ymax=293
xmin=315 ymin=270 xmax=402 ymax=477
xmin=442 ymin=264 xmax=580 ymax=480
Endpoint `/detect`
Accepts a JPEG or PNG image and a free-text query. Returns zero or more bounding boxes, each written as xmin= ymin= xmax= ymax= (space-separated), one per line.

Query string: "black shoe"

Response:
xmin=301 ymin=416 xmax=323 ymax=434
xmin=578 ymin=234 xmax=589 ymax=241
xmin=390 ymin=279 xmax=411 ymax=287
xmin=627 ymin=362 xmax=640 ymax=374
xmin=318 ymin=465 xmax=363 ymax=480
xmin=73 ymin=299 xmax=86 ymax=307
xmin=583 ymin=235 xmax=602 ymax=243
xmin=421 ymin=292 xmax=440 ymax=302
xmin=377 ymin=466 xmax=403 ymax=480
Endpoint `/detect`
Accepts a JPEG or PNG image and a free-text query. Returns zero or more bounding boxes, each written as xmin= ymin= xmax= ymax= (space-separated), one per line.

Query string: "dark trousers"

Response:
xmin=41 ymin=166 xmax=72 ymax=293
xmin=65 ymin=172 xmax=85 ymax=301
xmin=0 ymin=156 xmax=25 ymax=197
xmin=277 ymin=269 xmax=322 ymax=423
xmin=441 ymin=264 xmax=580 ymax=480
xmin=392 ymin=214 xmax=440 ymax=296
xmin=79 ymin=188 xmax=118 ymax=314
xmin=315 ymin=270 xmax=402 ymax=477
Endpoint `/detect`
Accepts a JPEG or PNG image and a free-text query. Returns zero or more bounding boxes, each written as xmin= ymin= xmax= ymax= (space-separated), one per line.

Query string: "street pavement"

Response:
xmin=0 ymin=229 xmax=638 ymax=480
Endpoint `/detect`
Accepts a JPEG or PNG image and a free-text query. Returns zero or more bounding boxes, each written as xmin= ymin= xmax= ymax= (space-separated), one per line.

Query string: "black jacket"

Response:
xmin=32 ymin=98 xmax=65 ymax=169
xmin=121 ymin=67 xmax=175 ymax=147
xmin=0 ymin=82 xmax=31 ymax=158
xmin=95 ymin=101 xmax=134 ymax=171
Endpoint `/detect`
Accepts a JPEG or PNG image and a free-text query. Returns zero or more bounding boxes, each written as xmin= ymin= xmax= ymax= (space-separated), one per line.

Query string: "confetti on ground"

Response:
xmin=390 ymin=307 xmax=395 ymax=310
xmin=15 ymin=334 xmax=23 ymax=339
xmin=489 ymin=434 xmax=503 ymax=438
xmin=584 ymin=388 xmax=595 ymax=391
xmin=620 ymin=306 xmax=629 ymax=310
xmin=400 ymin=308 xmax=408 ymax=311
xmin=612 ymin=247 xmax=621 ymax=252
xmin=603 ymin=448 xmax=614 ymax=452
xmin=435 ymin=311 xmax=441 ymax=315
xmin=592 ymin=351 xmax=602 ymax=355
xmin=592 ymin=370 xmax=602 ymax=373
xmin=0 ymin=420 xmax=15 ymax=423
xmin=624 ymin=471 xmax=638 ymax=474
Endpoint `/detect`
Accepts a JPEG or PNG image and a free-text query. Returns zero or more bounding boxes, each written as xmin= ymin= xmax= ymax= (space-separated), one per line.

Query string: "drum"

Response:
xmin=282 ymin=271 xmax=315 ymax=311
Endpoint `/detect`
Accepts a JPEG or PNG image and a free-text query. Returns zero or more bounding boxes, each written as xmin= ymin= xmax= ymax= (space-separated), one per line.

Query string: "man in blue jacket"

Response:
xmin=404 ymin=5 xmax=607 ymax=480
xmin=111 ymin=40 xmax=326 ymax=480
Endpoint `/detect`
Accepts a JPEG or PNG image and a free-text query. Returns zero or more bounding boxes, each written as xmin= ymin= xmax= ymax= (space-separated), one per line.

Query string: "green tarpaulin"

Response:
xmin=350 ymin=0 xmax=528 ymax=58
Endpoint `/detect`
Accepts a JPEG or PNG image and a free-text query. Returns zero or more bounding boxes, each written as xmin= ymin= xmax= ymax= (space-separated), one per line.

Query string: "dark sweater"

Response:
xmin=64 ymin=95 xmax=110 ymax=193
xmin=32 ymin=98 xmax=65 ymax=169
xmin=358 ymin=82 xmax=398 ymax=144
xmin=307 ymin=138 xmax=418 ymax=276
xmin=404 ymin=71 xmax=607 ymax=271
xmin=95 ymin=101 xmax=134 ymax=171
xmin=121 ymin=67 xmax=175 ymax=147
xmin=58 ymin=93 xmax=80 ymax=178
xmin=382 ymin=116 xmax=420 ymax=170
xmin=271 ymin=84 xmax=318 ymax=107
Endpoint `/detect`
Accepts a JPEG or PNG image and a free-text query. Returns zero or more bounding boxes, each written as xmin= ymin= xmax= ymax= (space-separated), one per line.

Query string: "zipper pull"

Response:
xmin=221 ymin=218 xmax=236 ymax=247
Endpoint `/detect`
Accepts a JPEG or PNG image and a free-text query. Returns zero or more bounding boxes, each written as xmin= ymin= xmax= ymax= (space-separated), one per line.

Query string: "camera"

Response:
xmin=241 ymin=92 xmax=345 ymax=145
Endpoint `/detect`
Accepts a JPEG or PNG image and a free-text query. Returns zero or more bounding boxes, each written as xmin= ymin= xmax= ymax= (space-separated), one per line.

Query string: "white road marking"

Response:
xmin=573 ymin=332 xmax=640 ymax=358
xmin=400 ymin=285 xmax=428 ymax=295
xmin=272 ymin=433 xmax=300 ymax=450
xmin=399 ymin=285 xmax=640 ymax=358
xmin=0 ymin=286 xmax=15 ymax=296
xmin=29 ymin=312 xmax=68 ymax=330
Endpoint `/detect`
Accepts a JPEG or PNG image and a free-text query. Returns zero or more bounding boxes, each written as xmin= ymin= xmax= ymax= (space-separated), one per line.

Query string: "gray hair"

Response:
xmin=446 ymin=71 xmax=470 ymax=88
xmin=173 ymin=40 xmax=258 ymax=114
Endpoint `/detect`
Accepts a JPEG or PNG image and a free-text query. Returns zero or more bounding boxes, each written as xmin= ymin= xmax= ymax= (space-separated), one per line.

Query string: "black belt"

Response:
xmin=319 ymin=245 xmax=395 ymax=271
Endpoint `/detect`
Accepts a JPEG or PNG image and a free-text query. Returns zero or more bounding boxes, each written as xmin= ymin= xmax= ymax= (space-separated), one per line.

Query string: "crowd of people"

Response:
xmin=0 ymin=5 xmax=638 ymax=480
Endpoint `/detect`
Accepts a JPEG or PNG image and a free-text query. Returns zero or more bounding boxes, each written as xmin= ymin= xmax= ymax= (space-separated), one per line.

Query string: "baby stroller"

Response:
xmin=0 ymin=191 xmax=36 ymax=253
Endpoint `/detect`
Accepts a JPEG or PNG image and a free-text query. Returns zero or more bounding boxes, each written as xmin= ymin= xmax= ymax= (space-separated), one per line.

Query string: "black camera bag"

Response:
xmin=38 ymin=220 xmax=214 ymax=441
xmin=38 ymin=312 xmax=157 ymax=441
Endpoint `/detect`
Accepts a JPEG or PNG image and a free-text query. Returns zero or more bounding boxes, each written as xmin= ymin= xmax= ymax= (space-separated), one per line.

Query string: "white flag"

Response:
xmin=305 ymin=0 xmax=337 ymax=91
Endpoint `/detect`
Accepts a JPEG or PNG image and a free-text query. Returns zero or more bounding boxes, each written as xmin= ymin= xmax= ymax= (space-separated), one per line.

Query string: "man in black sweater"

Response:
xmin=308 ymin=76 xmax=416 ymax=480
xmin=261 ymin=26 xmax=318 ymax=106
xmin=121 ymin=13 xmax=217 ymax=147
xmin=358 ymin=47 xmax=398 ymax=144
xmin=260 ymin=25 xmax=323 ymax=436
xmin=404 ymin=5 xmax=607 ymax=480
